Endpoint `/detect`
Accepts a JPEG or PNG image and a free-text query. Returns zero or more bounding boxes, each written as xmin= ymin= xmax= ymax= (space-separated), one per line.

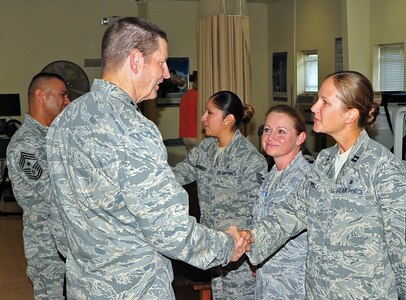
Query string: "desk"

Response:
xmin=192 ymin=282 xmax=212 ymax=300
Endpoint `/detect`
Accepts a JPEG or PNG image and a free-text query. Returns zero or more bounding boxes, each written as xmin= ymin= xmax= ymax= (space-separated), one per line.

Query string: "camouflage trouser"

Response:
xmin=255 ymin=260 xmax=306 ymax=300
xmin=27 ymin=254 xmax=65 ymax=299
xmin=211 ymin=256 xmax=255 ymax=300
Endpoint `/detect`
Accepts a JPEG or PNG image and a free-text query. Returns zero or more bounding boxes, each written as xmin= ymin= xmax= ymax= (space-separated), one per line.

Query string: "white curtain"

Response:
xmin=198 ymin=0 xmax=248 ymax=18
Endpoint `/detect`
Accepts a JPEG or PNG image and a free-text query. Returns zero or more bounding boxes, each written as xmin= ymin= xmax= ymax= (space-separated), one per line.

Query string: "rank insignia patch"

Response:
xmin=18 ymin=152 xmax=43 ymax=180
xmin=256 ymin=173 xmax=264 ymax=185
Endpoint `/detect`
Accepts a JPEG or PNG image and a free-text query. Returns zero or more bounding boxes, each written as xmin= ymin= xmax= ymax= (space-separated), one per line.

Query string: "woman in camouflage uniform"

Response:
xmin=173 ymin=91 xmax=268 ymax=299
xmin=247 ymin=71 xmax=406 ymax=299
xmin=252 ymin=104 xmax=311 ymax=299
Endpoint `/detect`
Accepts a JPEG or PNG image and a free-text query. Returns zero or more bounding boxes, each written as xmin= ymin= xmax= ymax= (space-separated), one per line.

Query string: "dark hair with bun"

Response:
xmin=210 ymin=90 xmax=255 ymax=129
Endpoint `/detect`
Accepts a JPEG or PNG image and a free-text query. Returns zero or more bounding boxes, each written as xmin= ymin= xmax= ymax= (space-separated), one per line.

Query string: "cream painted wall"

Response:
xmin=0 ymin=0 xmax=141 ymax=122
xmin=345 ymin=0 xmax=371 ymax=78
xmin=248 ymin=3 xmax=269 ymax=149
xmin=8 ymin=1 xmax=406 ymax=149
xmin=370 ymin=0 xmax=406 ymax=43
xmin=266 ymin=0 xmax=406 ymax=153
xmin=0 ymin=0 xmax=268 ymax=148
xmin=370 ymin=0 xmax=406 ymax=89
xmin=148 ymin=1 xmax=199 ymax=71
xmin=147 ymin=0 xmax=198 ymax=140
xmin=267 ymin=0 xmax=406 ymax=99
xmin=268 ymin=0 xmax=295 ymax=107
xmin=295 ymin=0 xmax=342 ymax=93
xmin=268 ymin=0 xmax=342 ymax=108
xmin=267 ymin=0 xmax=343 ymax=152
xmin=151 ymin=1 xmax=269 ymax=148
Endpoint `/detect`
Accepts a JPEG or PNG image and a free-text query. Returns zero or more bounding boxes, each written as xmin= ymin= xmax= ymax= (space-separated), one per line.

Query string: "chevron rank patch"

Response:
xmin=256 ymin=173 xmax=264 ymax=185
xmin=18 ymin=152 xmax=43 ymax=180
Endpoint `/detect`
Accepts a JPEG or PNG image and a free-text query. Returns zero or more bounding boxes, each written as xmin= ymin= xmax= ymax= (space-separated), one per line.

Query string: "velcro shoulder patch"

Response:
xmin=18 ymin=152 xmax=43 ymax=180
xmin=256 ymin=173 xmax=264 ymax=185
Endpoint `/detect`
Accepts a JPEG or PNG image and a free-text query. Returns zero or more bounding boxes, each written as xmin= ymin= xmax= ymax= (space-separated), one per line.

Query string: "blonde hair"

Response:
xmin=327 ymin=71 xmax=379 ymax=129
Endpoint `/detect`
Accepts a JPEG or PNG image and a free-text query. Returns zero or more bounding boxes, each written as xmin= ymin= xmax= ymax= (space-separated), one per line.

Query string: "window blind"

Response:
xmin=379 ymin=43 xmax=404 ymax=91
xmin=304 ymin=52 xmax=318 ymax=92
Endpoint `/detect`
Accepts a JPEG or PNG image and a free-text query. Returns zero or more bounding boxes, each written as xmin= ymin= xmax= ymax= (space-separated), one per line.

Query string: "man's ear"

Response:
xmin=35 ymin=89 xmax=45 ymax=104
xmin=129 ymin=49 xmax=143 ymax=74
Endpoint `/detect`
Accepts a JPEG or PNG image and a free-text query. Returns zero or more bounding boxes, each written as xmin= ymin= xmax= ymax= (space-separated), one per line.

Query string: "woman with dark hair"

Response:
xmin=173 ymin=90 xmax=268 ymax=299
xmin=244 ymin=71 xmax=406 ymax=299
xmin=252 ymin=104 xmax=310 ymax=299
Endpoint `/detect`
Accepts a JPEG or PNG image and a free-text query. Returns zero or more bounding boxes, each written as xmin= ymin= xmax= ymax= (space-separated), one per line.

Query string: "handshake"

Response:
xmin=225 ymin=225 xmax=254 ymax=262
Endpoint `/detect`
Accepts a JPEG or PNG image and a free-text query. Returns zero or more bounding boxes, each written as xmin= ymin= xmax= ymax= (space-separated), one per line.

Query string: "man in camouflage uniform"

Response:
xmin=7 ymin=72 xmax=70 ymax=299
xmin=46 ymin=17 xmax=249 ymax=299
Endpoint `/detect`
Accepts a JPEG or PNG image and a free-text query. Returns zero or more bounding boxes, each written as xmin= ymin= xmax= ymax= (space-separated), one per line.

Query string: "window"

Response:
xmin=379 ymin=43 xmax=404 ymax=91
xmin=296 ymin=50 xmax=318 ymax=96
xmin=304 ymin=51 xmax=318 ymax=92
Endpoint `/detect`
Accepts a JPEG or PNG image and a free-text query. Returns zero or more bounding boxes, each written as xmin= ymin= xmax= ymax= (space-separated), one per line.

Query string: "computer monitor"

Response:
xmin=0 ymin=94 xmax=21 ymax=136
xmin=0 ymin=94 xmax=21 ymax=117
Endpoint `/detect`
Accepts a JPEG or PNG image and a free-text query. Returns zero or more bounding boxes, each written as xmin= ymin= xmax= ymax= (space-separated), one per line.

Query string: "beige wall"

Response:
xmin=296 ymin=0 xmax=342 ymax=85
xmin=267 ymin=0 xmax=406 ymax=105
xmin=152 ymin=1 xmax=269 ymax=146
xmin=248 ymin=2 xmax=269 ymax=148
xmin=147 ymin=0 xmax=199 ymax=139
xmin=345 ymin=0 xmax=371 ymax=77
xmin=268 ymin=0 xmax=342 ymax=108
xmin=268 ymin=0 xmax=295 ymax=105
xmin=0 ymin=0 xmax=268 ymax=149
xmin=266 ymin=0 xmax=406 ymax=152
xmin=1 ymin=0 xmax=144 ymax=121
xmin=369 ymin=0 xmax=406 ymax=89
xmin=370 ymin=0 xmax=406 ymax=43
xmin=3 ymin=0 xmax=406 ymax=148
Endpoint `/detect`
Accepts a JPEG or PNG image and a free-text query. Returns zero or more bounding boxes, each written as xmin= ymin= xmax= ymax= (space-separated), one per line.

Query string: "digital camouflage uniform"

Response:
xmin=172 ymin=130 xmax=268 ymax=300
xmin=248 ymin=130 xmax=406 ymax=299
xmin=7 ymin=114 xmax=65 ymax=299
xmin=46 ymin=79 xmax=236 ymax=299
xmin=252 ymin=152 xmax=310 ymax=299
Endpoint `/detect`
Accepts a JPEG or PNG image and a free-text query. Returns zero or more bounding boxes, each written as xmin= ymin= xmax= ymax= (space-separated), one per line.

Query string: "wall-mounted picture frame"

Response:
xmin=272 ymin=52 xmax=288 ymax=102
xmin=157 ymin=57 xmax=189 ymax=106
xmin=335 ymin=37 xmax=343 ymax=71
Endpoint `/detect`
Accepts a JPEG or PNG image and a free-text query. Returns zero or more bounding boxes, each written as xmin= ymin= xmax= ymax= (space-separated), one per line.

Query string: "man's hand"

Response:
xmin=239 ymin=229 xmax=254 ymax=251
xmin=225 ymin=226 xmax=254 ymax=262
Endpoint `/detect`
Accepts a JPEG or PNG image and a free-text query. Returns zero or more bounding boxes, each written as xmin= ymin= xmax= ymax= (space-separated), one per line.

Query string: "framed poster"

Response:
xmin=272 ymin=52 xmax=288 ymax=101
xmin=157 ymin=57 xmax=189 ymax=106
xmin=335 ymin=37 xmax=343 ymax=71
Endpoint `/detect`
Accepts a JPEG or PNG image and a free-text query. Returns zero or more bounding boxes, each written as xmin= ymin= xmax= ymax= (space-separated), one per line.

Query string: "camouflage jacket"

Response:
xmin=252 ymin=152 xmax=310 ymax=299
xmin=6 ymin=114 xmax=65 ymax=294
xmin=248 ymin=130 xmax=406 ymax=299
xmin=172 ymin=130 xmax=268 ymax=230
xmin=46 ymin=79 xmax=234 ymax=299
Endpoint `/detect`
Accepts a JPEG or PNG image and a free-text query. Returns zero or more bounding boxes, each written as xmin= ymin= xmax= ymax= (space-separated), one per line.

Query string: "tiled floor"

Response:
xmin=0 ymin=215 xmax=34 ymax=300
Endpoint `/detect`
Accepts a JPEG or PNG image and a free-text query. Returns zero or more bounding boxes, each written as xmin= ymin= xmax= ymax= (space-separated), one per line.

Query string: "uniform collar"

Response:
xmin=92 ymin=79 xmax=141 ymax=111
xmin=322 ymin=130 xmax=369 ymax=178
